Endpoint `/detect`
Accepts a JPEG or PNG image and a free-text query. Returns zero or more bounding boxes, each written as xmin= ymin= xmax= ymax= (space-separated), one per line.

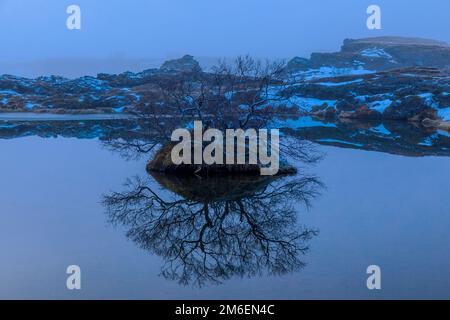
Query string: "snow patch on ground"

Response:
xmin=417 ymin=92 xmax=440 ymax=108
xmin=317 ymin=139 xmax=364 ymax=147
xmin=129 ymin=93 xmax=141 ymax=101
xmin=418 ymin=135 xmax=437 ymax=146
xmin=418 ymin=93 xmax=433 ymax=99
xmin=360 ymin=48 xmax=393 ymax=60
xmin=292 ymin=66 xmax=374 ymax=81
xmin=368 ymin=99 xmax=392 ymax=113
xmin=25 ymin=102 xmax=35 ymax=110
xmin=437 ymin=130 xmax=450 ymax=138
xmin=437 ymin=107 xmax=450 ymax=121
xmin=316 ymin=79 xmax=363 ymax=87
xmin=354 ymin=93 xmax=394 ymax=103
xmin=0 ymin=90 xmax=21 ymax=96
xmin=0 ymin=123 xmax=18 ymax=129
xmin=113 ymin=107 xmax=126 ymax=113
xmin=370 ymin=124 xmax=391 ymax=135
xmin=276 ymin=116 xmax=337 ymax=129
xmin=288 ymin=96 xmax=337 ymax=112
xmin=224 ymin=91 xmax=233 ymax=100
xmin=71 ymin=77 xmax=111 ymax=91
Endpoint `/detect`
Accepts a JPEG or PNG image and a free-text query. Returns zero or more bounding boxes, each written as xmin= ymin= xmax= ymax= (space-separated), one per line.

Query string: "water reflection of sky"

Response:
xmin=0 ymin=136 xmax=449 ymax=299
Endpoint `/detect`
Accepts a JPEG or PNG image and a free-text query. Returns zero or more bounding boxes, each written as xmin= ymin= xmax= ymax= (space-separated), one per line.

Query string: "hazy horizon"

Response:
xmin=1 ymin=0 xmax=449 ymax=77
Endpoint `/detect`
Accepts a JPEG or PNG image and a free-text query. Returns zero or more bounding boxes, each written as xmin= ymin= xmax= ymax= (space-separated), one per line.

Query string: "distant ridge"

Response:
xmin=285 ymin=36 xmax=450 ymax=73
xmin=344 ymin=36 xmax=449 ymax=48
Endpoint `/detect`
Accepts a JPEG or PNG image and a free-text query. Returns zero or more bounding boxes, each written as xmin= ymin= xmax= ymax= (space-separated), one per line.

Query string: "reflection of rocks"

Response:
xmin=422 ymin=118 xmax=450 ymax=132
xmin=0 ymin=117 xmax=450 ymax=158
xmin=1 ymin=118 xmax=448 ymax=157
xmin=103 ymin=173 xmax=323 ymax=286
xmin=281 ymin=117 xmax=450 ymax=157
xmin=0 ymin=119 xmax=144 ymax=140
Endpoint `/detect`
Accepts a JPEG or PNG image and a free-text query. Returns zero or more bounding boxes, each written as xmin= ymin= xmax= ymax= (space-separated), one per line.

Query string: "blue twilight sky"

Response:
xmin=0 ymin=0 xmax=449 ymax=77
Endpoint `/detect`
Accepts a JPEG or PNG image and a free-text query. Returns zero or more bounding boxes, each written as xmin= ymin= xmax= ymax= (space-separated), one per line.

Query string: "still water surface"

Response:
xmin=0 ymin=134 xmax=448 ymax=299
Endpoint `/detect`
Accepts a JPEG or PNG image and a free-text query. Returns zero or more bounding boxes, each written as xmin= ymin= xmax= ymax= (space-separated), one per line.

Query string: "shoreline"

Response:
xmin=0 ymin=112 xmax=136 ymax=121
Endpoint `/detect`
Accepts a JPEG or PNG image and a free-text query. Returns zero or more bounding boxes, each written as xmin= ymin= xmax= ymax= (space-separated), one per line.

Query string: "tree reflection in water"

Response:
xmin=103 ymin=172 xmax=324 ymax=287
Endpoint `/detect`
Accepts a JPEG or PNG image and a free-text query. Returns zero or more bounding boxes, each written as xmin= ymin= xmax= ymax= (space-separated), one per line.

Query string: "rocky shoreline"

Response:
xmin=1 ymin=37 xmax=449 ymax=129
xmin=279 ymin=67 xmax=450 ymax=128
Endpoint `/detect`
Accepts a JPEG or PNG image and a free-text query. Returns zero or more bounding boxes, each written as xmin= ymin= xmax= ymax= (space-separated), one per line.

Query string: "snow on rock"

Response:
xmin=25 ymin=102 xmax=35 ymax=110
xmin=354 ymin=93 xmax=393 ymax=103
xmin=418 ymin=135 xmax=438 ymax=146
xmin=368 ymin=99 xmax=392 ymax=113
xmin=317 ymin=139 xmax=364 ymax=147
xmin=0 ymin=90 xmax=22 ymax=96
xmin=292 ymin=67 xmax=374 ymax=81
xmin=288 ymin=96 xmax=337 ymax=112
xmin=416 ymin=92 xmax=440 ymax=108
xmin=360 ymin=48 xmax=394 ymax=60
xmin=317 ymin=79 xmax=363 ymax=86
xmin=437 ymin=130 xmax=450 ymax=138
xmin=275 ymin=116 xmax=337 ymax=129
xmin=370 ymin=124 xmax=391 ymax=135
xmin=113 ymin=106 xmax=126 ymax=113
xmin=437 ymin=107 xmax=450 ymax=121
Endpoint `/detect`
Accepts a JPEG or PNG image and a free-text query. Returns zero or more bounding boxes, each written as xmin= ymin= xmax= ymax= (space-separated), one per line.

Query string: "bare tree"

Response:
xmin=131 ymin=55 xmax=294 ymax=131
xmin=102 ymin=56 xmax=321 ymax=164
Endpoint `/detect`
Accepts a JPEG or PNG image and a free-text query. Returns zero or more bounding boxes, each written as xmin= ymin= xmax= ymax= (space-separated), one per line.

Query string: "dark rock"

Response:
xmin=339 ymin=106 xmax=383 ymax=120
xmin=284 ymin=57 xmax=311 ymax=73
xmin=384 ymin=96 xmax=436 ymax=121
xmin=160 ymin=55 xmax=202 ymax=73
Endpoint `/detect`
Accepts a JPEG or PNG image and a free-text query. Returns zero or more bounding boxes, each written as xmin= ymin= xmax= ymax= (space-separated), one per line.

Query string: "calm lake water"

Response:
xmin=0 ymin=130 xmax=449 ymax=299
